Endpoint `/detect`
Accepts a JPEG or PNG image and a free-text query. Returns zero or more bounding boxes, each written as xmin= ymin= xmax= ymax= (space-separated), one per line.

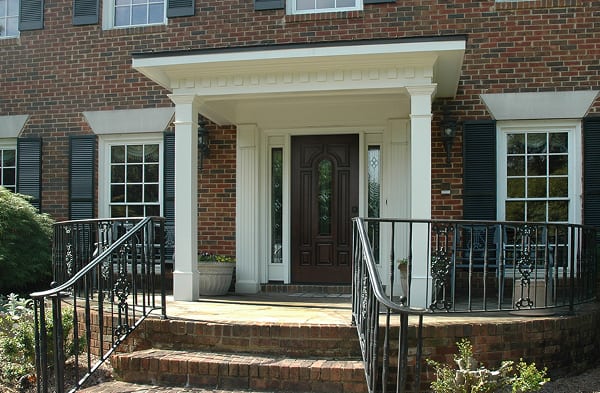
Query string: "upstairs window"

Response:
xmin=288 ymin=0 xmax=362 ymax=14
xmin=103 ymin=0 xmax=165 ymax=28
xmin=0 ymin=0 xmax=19 ymax=37
xmin=114 ymin=0 xmax=164 ymax=26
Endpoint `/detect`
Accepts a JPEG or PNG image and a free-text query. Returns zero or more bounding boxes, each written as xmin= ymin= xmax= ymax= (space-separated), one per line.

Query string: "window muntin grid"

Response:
xmin=109 ymin=143 xmax=161 ymax=218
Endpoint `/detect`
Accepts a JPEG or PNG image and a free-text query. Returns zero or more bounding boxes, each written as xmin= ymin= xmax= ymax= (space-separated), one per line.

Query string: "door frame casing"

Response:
xmin=257 ymin=124 xmax=409 ymax=286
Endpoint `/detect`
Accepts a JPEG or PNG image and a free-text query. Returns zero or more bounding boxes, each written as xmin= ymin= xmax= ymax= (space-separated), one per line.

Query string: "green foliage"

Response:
xmin=511 ymin=360 xmax=550 ymax=393
xmin=0 ymin=294 xmax=83 ymax=389
xmin=427 ymin=338 xmax=549 ymax=393
xmin=0 ymin=294 xmax=36 ymax=386
xmin=0 ymin=187 xmax=54 ymax=292
xmin=198 ymin=251 xmax=235 ymax=263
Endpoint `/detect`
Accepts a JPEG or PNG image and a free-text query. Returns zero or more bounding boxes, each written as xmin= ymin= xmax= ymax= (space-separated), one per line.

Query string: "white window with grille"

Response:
xmin=99 ymin=134 xmax=163 ymax=218
xmin=498 ymin=120 xmax=581 ymax=224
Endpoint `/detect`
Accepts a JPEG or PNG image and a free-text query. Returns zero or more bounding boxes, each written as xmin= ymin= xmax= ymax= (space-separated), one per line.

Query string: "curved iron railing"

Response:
xmin=352 ymin=217 xmax=597 ymax=393
xmin=30 ymin=217 xmax=168 ymax=393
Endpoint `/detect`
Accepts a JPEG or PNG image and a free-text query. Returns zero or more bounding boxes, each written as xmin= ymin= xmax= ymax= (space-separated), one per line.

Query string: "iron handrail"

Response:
xmin=352 ymin=217 xmax=597 ymax=393
xmin=31 ymin=216 xmax=168 ymax=393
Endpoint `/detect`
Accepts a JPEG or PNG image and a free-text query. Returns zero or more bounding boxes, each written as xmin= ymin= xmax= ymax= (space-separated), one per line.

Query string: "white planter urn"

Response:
xmin=197 ymin=261 xmax=235 ymax=296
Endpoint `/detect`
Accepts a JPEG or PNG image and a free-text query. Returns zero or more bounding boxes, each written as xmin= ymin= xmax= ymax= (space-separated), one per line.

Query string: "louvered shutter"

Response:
xmin=167 ymin=0 xmax=194 ymax=17
xmin=163 ymin=132 xmax=175 ymax=262
xmin=583 ymin=117 xmax=600 ymax=230
xmin=69 ymin=135 xmax=96 ymax=220
xmin=17 ymin=138 xmax=42 ymax=210
xmin=463 ymin=120 xmax=497 ymax=220
xmin=73 ymin=0 xmax=98 ymax=25
xmin=19 ymin=0 xmax=44 ymax=30
xmin=254 ymin=0 xmax=283 ymax=11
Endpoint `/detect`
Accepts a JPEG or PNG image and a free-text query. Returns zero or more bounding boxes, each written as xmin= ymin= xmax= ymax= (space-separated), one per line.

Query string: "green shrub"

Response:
xmin=427 ymin=338 xmax=549 ymax=393
xmin=0 ymin=294 xmax=82 ymax=389
xmin=0 ymin=187 xmax=54 ymax=293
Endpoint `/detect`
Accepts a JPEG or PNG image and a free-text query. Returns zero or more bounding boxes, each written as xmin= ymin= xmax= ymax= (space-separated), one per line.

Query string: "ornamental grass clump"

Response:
xmin=427 ymin=338 xmax=549 ymax=393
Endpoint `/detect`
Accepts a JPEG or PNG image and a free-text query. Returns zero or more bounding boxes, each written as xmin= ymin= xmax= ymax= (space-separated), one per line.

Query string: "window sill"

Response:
xmin=0 ymin=37 xmax=20 ymax=46
xmin=102 ymin=24 xmax=168 ymax=37
xmin=495 ymin=0 xmax=577 ymax=10
xmin=286 ymin=10 xmax=363 ymax=23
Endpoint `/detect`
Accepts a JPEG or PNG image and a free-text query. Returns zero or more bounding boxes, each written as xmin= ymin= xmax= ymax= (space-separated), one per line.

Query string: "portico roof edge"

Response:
xmin=131 ymin=35 xmax=468 ymax=59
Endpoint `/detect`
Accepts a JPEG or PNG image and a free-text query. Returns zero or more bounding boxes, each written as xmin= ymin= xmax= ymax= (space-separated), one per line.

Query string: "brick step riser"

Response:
xmin=121 ymin=318 xmax=362 ymax=358
xmin=112 ymin=350 xmax=367 ymax=393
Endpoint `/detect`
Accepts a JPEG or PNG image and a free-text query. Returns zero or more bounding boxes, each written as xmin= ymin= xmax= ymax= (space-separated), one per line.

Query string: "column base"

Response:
xmin=173 ymin=270 xmax=200 ymax=301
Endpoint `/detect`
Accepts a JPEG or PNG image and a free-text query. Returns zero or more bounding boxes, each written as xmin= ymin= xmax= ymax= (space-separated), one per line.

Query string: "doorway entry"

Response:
xmin=291 ymin=134 xmax=359 ymax=284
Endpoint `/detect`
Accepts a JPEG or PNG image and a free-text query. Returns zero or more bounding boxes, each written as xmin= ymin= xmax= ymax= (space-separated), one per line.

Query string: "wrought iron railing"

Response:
xmin=352 ymin=218 xmax=597 ymax=392
xmin=30 ymin=217 xmax=168 ymax=393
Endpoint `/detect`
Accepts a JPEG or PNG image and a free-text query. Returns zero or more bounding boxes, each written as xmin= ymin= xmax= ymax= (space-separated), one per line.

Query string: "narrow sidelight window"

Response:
xmin=271 ymin=148 xmax=283 ymax=264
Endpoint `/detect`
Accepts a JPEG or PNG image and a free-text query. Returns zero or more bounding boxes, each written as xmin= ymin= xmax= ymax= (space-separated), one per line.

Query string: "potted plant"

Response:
xmin=197 ymin=252 xmax=235 ymax=296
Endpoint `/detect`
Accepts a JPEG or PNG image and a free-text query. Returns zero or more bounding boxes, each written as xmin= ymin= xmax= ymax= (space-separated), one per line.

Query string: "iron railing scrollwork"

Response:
xmin=352 ymin=217 xmax=597 ymax=393
xmin=31 ymin=217 xmax=168 ymax=393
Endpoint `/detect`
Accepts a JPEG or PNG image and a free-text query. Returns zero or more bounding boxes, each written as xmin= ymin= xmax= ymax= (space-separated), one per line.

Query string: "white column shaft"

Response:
xmin=169 ymin=94 xmax=200 ymax=301
xmin=236 ymin=124 xmax=261 ymax=293
xmin=406 ymin=85 xmax=436 ymax=308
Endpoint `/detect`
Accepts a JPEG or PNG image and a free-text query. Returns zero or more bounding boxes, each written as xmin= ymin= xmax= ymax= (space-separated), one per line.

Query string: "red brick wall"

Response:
xmin=1 ymin=0 xmax=599 ymax=228
xmin=198 ymin=122 xmax=237 ymax=257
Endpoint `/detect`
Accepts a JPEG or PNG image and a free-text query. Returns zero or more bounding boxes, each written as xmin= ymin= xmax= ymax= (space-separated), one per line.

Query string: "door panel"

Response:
xmin=291 ymin=134 xmax=359 ymax=284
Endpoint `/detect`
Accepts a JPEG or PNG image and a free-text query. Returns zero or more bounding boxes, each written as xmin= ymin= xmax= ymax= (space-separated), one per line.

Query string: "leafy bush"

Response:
xmin=0 ymin=187 xmax=54 ymax=293
xmin=427 ymin=338 xmax=549 ymax=393
xmin=0 ymin=293 xmax=82 ymax=390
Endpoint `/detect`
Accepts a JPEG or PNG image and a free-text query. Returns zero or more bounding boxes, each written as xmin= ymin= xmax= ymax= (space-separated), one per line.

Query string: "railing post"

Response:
xmin=52 ymin=294 xmax=65 ymax=393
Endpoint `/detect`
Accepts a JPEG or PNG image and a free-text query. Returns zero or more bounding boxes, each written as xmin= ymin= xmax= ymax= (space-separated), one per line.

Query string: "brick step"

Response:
xmin=124 ymin=319 xmax=362 ymax=358
xmin=112 ymin=349 xmax=367 ymax=393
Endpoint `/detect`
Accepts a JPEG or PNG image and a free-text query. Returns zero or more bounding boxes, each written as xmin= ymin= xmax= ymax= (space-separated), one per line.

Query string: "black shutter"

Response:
xmin=583 ymin=117 xmax=600 ymax=229
xmin=163 ymin=132 xmax=175 ymax=262
xmin=73 ymin=0 xmax=98 ymax=25
xmin=463 ymin=120 xmax=497 ymax=220
xmin=167 ymin=0 xmax=194 ymax=17
xmin=255 ymin=0 xmax=284 ymax=11
xmin=69 ymin=135 xmax=96 ymax=220
xmin=19 ymin=0 xmax=44 ymax=30
xmin=17 ymin=138 xmax=42 ymax=210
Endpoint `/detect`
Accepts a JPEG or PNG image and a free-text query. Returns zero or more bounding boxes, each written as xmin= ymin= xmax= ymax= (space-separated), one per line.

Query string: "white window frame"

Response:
xmin=102 ymin=0 xmax=166 ymax=30
xmin=0 ymin=139 xmax=17 ymax=191
xmin=286 ymin=0 xmax=362 ymax=15
xmin=497 ymin=120 xmax=582 ymax=224
xmin=0 ymin=0 xmax=19 ymax=38
xmin=98 ymin=133 xmax=164 ymax=218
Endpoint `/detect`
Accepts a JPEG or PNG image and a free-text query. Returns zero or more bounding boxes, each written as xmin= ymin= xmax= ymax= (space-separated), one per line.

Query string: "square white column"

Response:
xmin=235 ymin=124 xmax=261 ymax=294
xmin=168 ymin=94 xmax=200 ymax=301
xmin=406 ymin=85 xmax=436 ymax=308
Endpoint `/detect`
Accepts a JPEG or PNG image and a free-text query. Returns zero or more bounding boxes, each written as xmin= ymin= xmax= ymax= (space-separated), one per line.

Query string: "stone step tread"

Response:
xmin=115 ymin=348 xmax=364 ymax=374
xmin=79 ymin=381 xmax=307 ymax=393
xmin=113 ymin=349 xmax=366 ymax=393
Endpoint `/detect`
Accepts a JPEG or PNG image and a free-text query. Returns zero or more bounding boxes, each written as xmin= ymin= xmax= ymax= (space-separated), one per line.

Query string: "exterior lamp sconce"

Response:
xmin=441 ymin=114 xmax=457 ymax=166
xmin=198 ymin=116 xmax=209 ymax=170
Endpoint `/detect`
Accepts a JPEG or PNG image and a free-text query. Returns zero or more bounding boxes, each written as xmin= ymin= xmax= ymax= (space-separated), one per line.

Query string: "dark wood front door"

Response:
xmin=291 ymin=134 xmax=359 ymax=284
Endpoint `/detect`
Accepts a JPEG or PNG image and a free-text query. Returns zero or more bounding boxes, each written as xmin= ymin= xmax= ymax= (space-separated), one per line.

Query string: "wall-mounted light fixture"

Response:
xmin=441 ymin=110 xmax=457 ymax=165
xmin=198 ymin=116 xmax=209 ymax=170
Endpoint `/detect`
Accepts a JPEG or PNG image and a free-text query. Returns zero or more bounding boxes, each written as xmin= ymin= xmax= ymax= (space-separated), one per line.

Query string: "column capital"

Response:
xmin=167 ymin=93 xmax=201 ymax=106
xmin=405 ymin=85 xmax=437 ymax=98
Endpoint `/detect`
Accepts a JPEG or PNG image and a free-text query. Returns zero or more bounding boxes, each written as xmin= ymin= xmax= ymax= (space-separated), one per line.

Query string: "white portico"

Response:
xmin=132 ymin=37 xmax=466 ymax=304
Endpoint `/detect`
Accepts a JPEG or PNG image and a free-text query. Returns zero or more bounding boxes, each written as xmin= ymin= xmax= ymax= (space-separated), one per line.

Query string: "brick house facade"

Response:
xmin=1 ymin=0 xmax=598 ymax=300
